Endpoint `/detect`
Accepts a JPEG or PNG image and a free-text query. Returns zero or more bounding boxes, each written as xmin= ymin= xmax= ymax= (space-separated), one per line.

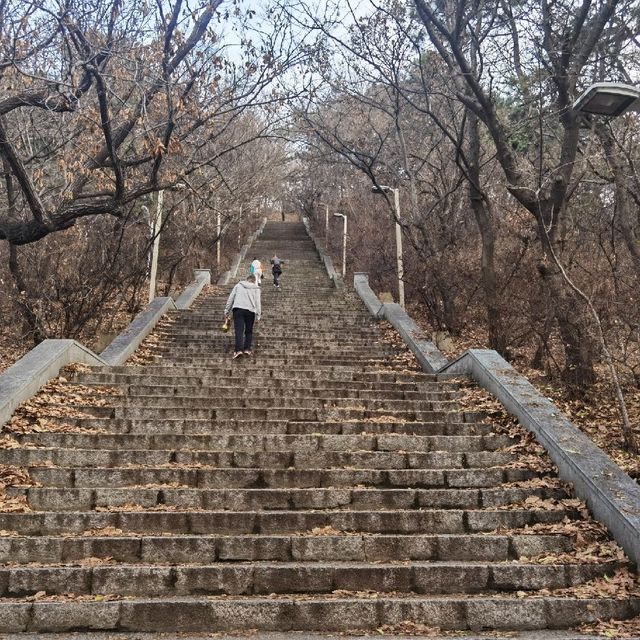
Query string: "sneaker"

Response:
xmin=232 ymin=352 xmax=243 ymax=359
xmin=243 ymin=350 xmax=253 ymax=356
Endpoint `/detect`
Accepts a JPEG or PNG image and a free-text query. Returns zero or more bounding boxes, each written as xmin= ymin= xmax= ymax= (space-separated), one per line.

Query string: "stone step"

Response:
xmin=160 ymin=358 xmax=393 ymax=367
xmin=167 ymin=301 xmax=365 ymax=307
xmin=173 ymin=321 xmax=379 ymax=330
xmin=156 ymin=345 xmax=394 ymax=354
xmin=156 ymin=333 xmax=385 ymax=342
xmin=26 ymin=466 xmax=537 ymax=489
xmin=158 ymin=356 xmax=393 ymax=364
xmin=163 ymin=316 xmax=376 ymax=323
xmin=162 ymin=342 xmax=391 ymax=350
xmin=0 ymin=561 xmax=616 ymax=598
xmin=94 ymin=396 xmax=461 ymax=411
xmin=161 ymin=341 xmax=391 ymax=350
xmin=179 ymin=324 xmax=374 ymax=330
xmin=122 ymin=386 xmax=460 ymax=401
xmin=16 ymin=432 xmax=511 ymax=453
xmin=157 ymin=331 xmax=385 ymax=340
xmin=43 ymin=417 xmax=491 ymax=436
xmin=80 ymin=373 xmax=445 ymax=388
xmin=97 ymin=366 xmax=447 ymax=382
xmin=0 ymin=533 xmax=575 ymax=564
xmin=0 ymin=507 xmax=576 ymax=535
xmin=178 ymin=311 xmax=373 ymax=317
xmin=16 ymin=486 xmax=568 ymax=512
xmin=59 ymin=405 xmax=466 ymax=423
xmin=75 ymin=373 xmax=452 ymax=389
xmin=180 ymin=304 xmax=371 ymax=309
xmin=0 ymin=448 xmax=515 ymax=469
xmin=0 ymin=632 xmax=621 ymax=640
xmin=0 ymin=594 xmax=636 ymax=633
xmin=159 ymin=342 xmax=389 ymax=351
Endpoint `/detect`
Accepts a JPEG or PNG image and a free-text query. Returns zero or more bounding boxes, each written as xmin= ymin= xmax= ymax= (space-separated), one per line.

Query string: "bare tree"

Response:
xmin=412 ymin=0 xmax=639 ymax=387
xmin=0 ymin=0 xmax=306 ymax=245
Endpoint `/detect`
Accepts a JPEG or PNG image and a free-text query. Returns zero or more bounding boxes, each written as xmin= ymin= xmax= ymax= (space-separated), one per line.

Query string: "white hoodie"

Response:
xmin=250 ymin=259 xmax=263 ymax=275
xmin=224 ymin=280 xmax=261 ymax=319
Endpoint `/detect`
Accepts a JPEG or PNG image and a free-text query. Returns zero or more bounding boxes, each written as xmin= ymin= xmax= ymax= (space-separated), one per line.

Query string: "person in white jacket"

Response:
xmin=250 ymin=257 xmax=263 ymax=286
xmin=224 ymin=274 xmax=262 ymax=358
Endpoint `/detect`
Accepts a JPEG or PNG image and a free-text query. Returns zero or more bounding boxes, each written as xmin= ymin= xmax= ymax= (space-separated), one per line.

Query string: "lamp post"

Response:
xmin=319 ymin=201 xmax=330 ymax=246
xmin=573 ymin=82 xmax=640 ymax=116
xmin=212 ymin=195 xmax=221 ymax=269
xmin=148 ymin=190 xmax=164 ymax=303
xmin=571 ymin=82 xmax=638 ymax=453
xmin=216 ymin=207 xmax=221 ymax=269
xmin=148 ymin=183 xmax=185 ymax=303
xmin=371 ymin=185 xmax=405 ymax=308
xmin=333 ymin=212 xmax=347 ymax=278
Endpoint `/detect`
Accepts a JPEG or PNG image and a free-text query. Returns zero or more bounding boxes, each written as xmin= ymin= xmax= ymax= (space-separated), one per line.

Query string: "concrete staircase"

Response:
xmin=0 ymin=220 xmax=638 ymax=635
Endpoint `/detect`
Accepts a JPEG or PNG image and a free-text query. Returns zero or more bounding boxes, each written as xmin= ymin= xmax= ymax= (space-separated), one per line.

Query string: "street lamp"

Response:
xmin=573 ymin=82 xmax=640 ymax=117
xmin=371 ymin=185 xmax=405 ymax=308
xmin=319 ymin=201 xmax=330 ymax=246
xmin=149 ymin=182 xmax=186 ymax=303
xmin=333 ymin=212 xmax=347 ymax=278
xmin=214 ymin=197 xmax=221 ymax=269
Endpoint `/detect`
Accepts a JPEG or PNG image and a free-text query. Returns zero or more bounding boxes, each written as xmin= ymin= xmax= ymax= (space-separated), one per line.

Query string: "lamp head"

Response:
xmin=573 ymin=82 xmax=640 ymax=117
xmin=371 ymin=185 xmax=392 ymax=194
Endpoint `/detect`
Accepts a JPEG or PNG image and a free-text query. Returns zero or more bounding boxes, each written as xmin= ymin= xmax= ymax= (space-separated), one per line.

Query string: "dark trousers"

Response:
xmin=233 ymin=308 xmax=255 ymax=352
xmin=273 ymin=268 xmax=282 ymax=286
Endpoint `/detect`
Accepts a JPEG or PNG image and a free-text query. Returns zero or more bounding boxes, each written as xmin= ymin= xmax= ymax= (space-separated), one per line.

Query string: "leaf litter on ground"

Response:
xmin=2 ymin=374 xmax=119 ymax=435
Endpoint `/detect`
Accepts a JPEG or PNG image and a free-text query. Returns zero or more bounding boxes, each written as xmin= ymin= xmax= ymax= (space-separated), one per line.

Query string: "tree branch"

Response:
xmin=0 ymin=116 xmax=48 ymax=225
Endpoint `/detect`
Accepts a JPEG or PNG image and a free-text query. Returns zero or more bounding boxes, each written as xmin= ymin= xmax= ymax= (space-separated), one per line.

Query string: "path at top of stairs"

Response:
xmin=0 ymin=220 xmax=638 ymax=637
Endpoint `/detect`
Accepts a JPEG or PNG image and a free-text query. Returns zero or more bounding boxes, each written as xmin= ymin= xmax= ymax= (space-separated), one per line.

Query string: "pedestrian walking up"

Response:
xmin=224 ymin=273 xmax=261 ymax=359
xmin=271 ymin=254 xmax=285 ymax=288
xmin=250 ymin=256 xmax=263 ymax=286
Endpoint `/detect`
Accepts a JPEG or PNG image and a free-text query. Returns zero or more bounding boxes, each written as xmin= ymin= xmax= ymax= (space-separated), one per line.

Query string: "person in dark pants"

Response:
xmin=223 ymin=274 xmax=261 ymax=359
xmin=271 ymin=255 xmax=284 ymax=288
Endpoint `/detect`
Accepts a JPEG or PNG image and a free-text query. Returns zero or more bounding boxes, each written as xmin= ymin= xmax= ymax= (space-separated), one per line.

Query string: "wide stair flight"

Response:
xmin=0 ymin=220 xmax=637 ymax=635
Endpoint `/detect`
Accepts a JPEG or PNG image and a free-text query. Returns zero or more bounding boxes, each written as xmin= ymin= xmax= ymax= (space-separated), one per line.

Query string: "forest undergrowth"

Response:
xmin=413 ymin=307 xmax=640 ymax=481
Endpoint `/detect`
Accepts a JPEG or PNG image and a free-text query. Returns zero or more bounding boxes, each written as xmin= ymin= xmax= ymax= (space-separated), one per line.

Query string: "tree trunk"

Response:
xmin=537 ymin=216 xmax=596 ymax=389
xmin=466 ymin=112 xmax=508 ymax=355
xmin=595 ymin=123 xmax=640 ymax=275
xmin=554 ymin=293 xmax=597 ymax=389
xmin=434 ymin=271 xmax=459 ymax=335
xmin=531 ymin=309 xmax=554 ymax=372
xmin=3 ymin=158 xmax=46 ymax=344
xmin=8 ymin=244 xmax=47 ymax=344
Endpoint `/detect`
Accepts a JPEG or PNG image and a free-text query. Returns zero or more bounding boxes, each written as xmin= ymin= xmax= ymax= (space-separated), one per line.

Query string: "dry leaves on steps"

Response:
xmin=579 ymin=614 xmax=640 ymax=638
xmin=4 ymin=377 xmax=119 ymax=435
